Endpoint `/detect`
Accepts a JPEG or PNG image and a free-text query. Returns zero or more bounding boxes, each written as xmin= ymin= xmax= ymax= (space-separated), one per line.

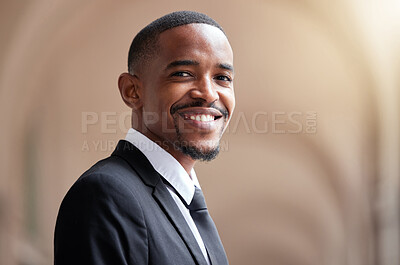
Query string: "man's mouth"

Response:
xmin=182 ymin=113 xmax=222 ymax=122
xmin=171 ymin=101 xmax=229 ymax=120
xmin=175 ymin=107 xmax=225 ymax=131
xmin=177 ymin=107 xmax=224 ymax=122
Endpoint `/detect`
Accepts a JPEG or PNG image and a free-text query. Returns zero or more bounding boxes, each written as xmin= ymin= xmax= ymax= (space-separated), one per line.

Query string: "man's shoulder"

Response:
xmin=59 ymin=154 xmax=151 ymax=213
xmin=77 ymin=155 xmax=141 ymax=189
xmin=55 ymin=154 xmax=150 ymax=242
xmin=61 ymin=141 xmax=160 ymax=207
xmin=82 ymin=155 xmax=131 ymax=177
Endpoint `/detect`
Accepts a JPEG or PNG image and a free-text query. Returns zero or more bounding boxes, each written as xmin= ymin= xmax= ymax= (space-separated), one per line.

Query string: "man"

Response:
xmin=54 ymin=10 xmax=235 ymax=265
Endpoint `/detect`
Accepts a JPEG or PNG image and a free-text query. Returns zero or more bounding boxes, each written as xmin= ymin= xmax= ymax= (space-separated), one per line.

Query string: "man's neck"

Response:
xmin=136 ymin=129 xmax=196 ymax=176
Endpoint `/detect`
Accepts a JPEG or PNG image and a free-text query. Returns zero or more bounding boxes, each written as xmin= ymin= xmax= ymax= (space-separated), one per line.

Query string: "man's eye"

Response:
xmin=172 ymin=72 xmax=191 ymax=77
xmin=215 ymin=75 xmax=232 ymax=82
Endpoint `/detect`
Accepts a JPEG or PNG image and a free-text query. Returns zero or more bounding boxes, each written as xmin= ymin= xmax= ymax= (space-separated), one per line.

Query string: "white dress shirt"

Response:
xmin=125 ymin=128 xmax=210 ymax=264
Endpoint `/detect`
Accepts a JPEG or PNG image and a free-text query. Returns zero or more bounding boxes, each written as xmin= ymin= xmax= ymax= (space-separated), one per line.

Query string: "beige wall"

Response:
xmin=0 ymin=0 xmax=399 ymax=264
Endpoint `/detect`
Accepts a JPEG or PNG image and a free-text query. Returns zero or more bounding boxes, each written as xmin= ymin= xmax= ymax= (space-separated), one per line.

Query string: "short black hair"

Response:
xmin=127 ymin=11 xmax=225 ymax=74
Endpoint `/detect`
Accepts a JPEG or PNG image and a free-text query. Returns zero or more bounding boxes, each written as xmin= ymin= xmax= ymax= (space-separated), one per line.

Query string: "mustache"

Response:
xmin=170 ymin=101 xmax=229 ymax=118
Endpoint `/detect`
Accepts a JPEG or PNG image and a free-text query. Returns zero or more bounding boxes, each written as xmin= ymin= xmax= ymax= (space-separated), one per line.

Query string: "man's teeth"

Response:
xmin=188 ymin=114 xmax=214 ymax=122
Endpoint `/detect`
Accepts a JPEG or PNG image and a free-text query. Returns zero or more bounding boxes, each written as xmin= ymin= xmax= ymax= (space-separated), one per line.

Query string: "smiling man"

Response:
xmin=54 ymin=11 xmax=234 ymax=265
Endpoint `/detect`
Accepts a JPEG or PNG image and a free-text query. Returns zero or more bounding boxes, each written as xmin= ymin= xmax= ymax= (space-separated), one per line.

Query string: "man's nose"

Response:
xmin=190 ymin=77 xmax=219 ymax=103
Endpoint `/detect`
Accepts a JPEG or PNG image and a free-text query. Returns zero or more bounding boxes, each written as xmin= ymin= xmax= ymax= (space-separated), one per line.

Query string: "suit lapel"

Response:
xmin=153 ymin=182 xmax=208 ymax=265
xmin=112 ymin=140 xmax=207 ymax=265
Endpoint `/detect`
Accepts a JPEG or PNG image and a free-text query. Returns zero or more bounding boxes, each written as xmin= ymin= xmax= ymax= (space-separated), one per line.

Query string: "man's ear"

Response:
xmin=118 ymin=73 xmax=143 ymax=109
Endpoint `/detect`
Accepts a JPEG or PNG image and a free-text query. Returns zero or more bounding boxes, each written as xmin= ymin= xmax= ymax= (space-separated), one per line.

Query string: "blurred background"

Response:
xmin=0 ymin=0 xmax=399 ymax=264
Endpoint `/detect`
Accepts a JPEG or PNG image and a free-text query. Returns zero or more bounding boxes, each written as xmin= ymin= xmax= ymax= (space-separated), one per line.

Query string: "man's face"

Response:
xmin=138 ymin=23 xmax=235 ymax=161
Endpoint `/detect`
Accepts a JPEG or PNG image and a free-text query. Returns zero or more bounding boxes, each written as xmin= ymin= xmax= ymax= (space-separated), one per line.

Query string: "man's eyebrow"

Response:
xmin=165 ymin=60 xmax=199 ymax=70
xmin=218 ymin=63 xmax=234 ymax=72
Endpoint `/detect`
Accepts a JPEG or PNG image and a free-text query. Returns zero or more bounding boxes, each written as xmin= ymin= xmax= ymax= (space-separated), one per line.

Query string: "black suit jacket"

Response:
xmin=54 ymin=140 xmax=227 ymax=265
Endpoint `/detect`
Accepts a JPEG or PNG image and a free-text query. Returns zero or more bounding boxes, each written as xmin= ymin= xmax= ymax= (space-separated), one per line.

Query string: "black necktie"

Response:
xmin=188 ymin=186 xmax=229 ymax=265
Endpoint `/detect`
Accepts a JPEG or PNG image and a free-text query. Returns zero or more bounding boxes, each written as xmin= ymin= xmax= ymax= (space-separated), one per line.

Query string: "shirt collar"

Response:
xmin=125 ymin=128 xmax=199 ymax=204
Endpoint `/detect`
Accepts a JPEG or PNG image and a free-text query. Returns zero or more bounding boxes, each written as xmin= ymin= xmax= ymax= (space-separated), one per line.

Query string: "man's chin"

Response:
xmin=175 ymin=140 xmax=220 ymax=161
